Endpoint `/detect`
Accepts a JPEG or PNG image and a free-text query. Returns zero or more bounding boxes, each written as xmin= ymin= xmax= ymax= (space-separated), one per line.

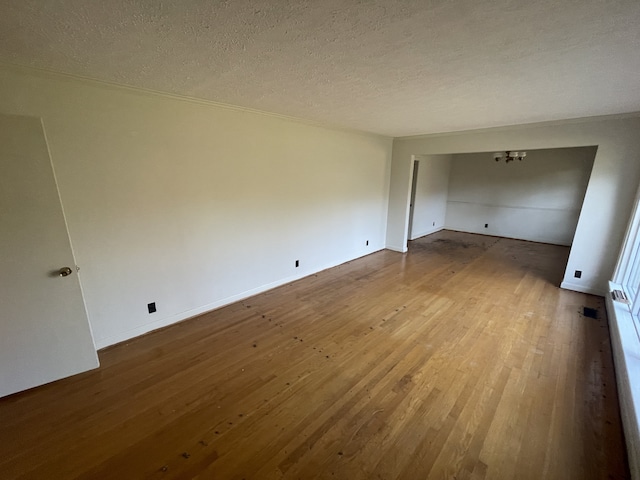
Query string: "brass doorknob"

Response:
xmin=59 ymin=267 xmax=73 ymax=277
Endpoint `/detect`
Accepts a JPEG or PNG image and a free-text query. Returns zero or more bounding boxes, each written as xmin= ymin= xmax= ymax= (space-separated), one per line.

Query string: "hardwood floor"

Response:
xmin=0 ymin=231 xmax=629 ymax=479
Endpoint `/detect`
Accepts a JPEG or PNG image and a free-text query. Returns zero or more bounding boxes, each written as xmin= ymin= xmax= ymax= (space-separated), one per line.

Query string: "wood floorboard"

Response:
xmin=0 ymin=230 xmax=630 ymax=479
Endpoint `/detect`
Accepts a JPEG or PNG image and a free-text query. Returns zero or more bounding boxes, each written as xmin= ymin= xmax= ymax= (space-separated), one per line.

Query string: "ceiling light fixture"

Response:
xmin=493 ymin=151 xmax=526 ymax=163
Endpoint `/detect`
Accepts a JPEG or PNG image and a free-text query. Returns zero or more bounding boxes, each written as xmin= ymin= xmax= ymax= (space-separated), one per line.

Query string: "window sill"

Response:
xmin=606 ymin=281 xmax=640 ymax=480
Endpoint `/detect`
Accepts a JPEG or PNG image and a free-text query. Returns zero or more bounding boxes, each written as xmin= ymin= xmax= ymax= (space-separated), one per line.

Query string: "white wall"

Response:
xmin=445 ymin=147 xmax=595 ymax=245
xmin=0 ymin=66 xmax=392 ymax=348
xmin=409 ymin=154 xmax=451 ymax=240
xmin=387 ymin=115 xmax=640 ymax=295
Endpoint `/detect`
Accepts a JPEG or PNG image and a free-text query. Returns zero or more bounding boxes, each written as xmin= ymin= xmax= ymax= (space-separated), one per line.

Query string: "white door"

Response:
xmin=0 ymin=113 xmax=99 ymax=398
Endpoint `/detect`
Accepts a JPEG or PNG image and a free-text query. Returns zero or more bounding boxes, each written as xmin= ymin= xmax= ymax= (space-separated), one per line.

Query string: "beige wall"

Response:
xmin=0 ymin=66 xmax=393 ymax=348
xmin=409 ymin=154 xmax=451 ymax=240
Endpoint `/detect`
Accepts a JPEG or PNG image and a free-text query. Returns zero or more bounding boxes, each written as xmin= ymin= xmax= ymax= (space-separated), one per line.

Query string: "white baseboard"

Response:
xmin=560 ymin=281 xmax=604 ymax=296
xmin=442 ymin=226 xmax=571 ymax=247
xmin=409 ymin=226 xmax=444 ymax=240
xmin=385 ymin=244 xmax=407 ymax=253
xmin=95 ymin=247 xmax=384 ymax=349
xmin=606 ymin=283 xmax=640 ymax=480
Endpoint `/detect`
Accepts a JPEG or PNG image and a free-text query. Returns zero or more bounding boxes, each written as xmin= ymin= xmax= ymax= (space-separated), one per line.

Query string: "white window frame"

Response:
xmin=614 ymin=182 xmax=640 ymax=318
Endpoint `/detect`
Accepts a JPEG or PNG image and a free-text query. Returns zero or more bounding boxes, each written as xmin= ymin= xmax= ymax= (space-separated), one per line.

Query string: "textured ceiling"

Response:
xmin=0 ymin=0 xmax=639 ymax=136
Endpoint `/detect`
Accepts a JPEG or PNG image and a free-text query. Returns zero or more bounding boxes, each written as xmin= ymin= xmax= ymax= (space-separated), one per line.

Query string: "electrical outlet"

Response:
xmin=574 ymin=270 xmax=582 ymax=278
xmin=433 ymin=221 xmax=435 ymax=226
xmin=366 ymin=240 xmax=369 ymax=246
xmin=295 ymin=260 xmax=299 ymax=268
xmin=484 ymin=223 xmax=488 ymax=228
xmin=148 ymin=302 xmax=156 ymax=314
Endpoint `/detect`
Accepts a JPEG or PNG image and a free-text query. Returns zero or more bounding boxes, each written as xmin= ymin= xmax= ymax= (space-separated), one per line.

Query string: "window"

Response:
xmin=613 ymin=184 xmax=640 ymax=327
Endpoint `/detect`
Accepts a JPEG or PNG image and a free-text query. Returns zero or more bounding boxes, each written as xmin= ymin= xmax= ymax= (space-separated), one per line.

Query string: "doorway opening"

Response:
xmin=404 ymin=146 xmax=597 ymax=285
